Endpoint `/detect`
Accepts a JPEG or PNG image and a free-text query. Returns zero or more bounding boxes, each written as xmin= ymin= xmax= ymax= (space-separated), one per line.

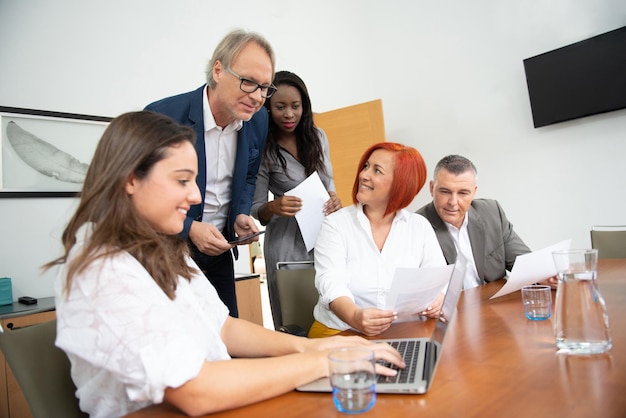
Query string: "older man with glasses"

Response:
xmin=145 ymin=29 xmax=276 ymax=316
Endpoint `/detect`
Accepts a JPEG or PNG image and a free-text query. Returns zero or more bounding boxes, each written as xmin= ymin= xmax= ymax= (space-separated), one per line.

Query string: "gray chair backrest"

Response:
xmin=0 ymin=319 xmax=88 ymax=418
xmin=590 ymin=226 xmax=626 ymax=259
xmin=275 ymin=261 xmax=317 ymax=333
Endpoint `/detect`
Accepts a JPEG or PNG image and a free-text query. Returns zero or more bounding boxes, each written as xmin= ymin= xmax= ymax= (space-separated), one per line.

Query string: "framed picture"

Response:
xmin=0 ymin=106 xmax=112 ymax=197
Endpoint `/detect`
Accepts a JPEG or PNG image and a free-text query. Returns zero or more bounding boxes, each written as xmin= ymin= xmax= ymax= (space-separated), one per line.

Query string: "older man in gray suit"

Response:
xmin=417 ymin=155 xmax=556 ymax=289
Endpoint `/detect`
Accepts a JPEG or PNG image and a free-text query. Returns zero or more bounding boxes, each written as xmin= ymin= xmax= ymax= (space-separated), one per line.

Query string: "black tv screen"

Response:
xmin=523 ymin=25 xmax=626 ymax=128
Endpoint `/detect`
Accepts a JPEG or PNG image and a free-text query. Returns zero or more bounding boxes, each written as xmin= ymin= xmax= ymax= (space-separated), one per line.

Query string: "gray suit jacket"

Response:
xmin=416 ymin=199 xmax=530 ymax=284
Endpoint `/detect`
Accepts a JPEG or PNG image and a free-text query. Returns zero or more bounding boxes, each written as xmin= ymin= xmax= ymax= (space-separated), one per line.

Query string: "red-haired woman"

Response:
xmin=308 ymin=142 xmax=446 ymax=338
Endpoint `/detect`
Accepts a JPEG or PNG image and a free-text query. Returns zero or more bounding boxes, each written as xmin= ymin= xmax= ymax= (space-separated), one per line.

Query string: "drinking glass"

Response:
xmin=521 ymin=285 xmax=552 ymax=320
xmin=329 ymin=347 xmax=376 ymax=414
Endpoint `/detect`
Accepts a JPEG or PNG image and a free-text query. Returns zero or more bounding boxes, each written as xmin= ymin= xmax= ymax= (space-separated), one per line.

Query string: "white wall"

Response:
xmin=1 ymin=0 xmax=625 ymax=299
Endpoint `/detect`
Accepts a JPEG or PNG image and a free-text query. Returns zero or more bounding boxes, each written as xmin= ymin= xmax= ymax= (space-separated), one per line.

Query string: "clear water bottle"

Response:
xmin=552 ymin=249 xmax=612 ymax=355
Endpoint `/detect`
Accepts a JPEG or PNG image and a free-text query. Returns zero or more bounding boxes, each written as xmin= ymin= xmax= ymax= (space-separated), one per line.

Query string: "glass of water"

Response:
xmin=329 ymin=347 xmax=376 ymax=414
xmin=521 ymin=285 xmax=552 ymax=320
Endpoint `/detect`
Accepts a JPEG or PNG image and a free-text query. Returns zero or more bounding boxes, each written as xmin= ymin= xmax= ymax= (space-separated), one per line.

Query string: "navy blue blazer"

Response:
xmin=145 ymin=85 xmax=268 ymax=242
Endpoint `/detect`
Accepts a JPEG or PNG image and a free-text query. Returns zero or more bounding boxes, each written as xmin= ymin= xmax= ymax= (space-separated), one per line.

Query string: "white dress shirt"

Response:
xmin=312 ymin=204 xmax=447 ymax=331
xmin=54 ymin=224 xmax=230 ymax=418
xmin=201 ymin=85 xmax=242 ymax=231
xmin=444 ymin=213 xmax=481 ymax=289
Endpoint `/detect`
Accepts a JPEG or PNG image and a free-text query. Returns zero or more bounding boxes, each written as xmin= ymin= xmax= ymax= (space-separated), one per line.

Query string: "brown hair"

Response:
xmin=43 ymin=111 xmax=197 ymax=299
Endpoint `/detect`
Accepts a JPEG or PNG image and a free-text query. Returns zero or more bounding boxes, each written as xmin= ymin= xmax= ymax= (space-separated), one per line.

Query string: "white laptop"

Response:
xmin=297 ymin=260 xmax=466 ymax=394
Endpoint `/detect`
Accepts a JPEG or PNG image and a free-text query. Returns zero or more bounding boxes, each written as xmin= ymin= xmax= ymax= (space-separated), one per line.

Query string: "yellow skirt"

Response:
xmin=307 ymin=320 xmax=342 ymax=338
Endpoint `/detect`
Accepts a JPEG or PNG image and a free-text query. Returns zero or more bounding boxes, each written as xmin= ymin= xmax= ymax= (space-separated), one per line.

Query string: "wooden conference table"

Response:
xmin=125 ymin=259 xmax=626 ymax=418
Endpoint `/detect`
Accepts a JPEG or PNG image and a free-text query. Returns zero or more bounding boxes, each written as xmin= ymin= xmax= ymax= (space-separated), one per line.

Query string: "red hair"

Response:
xmin=351 ymin=142 xmax=427 ymax=216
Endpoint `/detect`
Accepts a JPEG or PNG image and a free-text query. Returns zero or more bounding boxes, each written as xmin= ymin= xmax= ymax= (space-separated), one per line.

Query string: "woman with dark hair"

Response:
xmin=308 ymin=142 xmax=447 ymax=338
xmin=251 ymin=71 xmax=341 ymax=329
xmin=45 ymin=111 xmax=403 ymax=417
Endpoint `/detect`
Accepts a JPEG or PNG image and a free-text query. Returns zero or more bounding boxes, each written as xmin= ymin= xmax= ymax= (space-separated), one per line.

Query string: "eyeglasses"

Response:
xmin=225 ymin=68 xmax=277 ymax=98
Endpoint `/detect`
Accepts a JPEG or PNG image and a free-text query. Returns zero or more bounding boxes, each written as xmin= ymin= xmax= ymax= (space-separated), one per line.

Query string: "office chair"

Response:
xmin=590 ymin=225 xmax=626 ymax=259
xmin=275 ymin=261 xmax=318 ymax=336
xmin=0 ymin=319 xmax=88 ymax=418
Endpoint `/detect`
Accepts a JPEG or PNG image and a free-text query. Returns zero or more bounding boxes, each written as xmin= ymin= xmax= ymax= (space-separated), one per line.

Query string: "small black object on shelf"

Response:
xmin=18 ymin=296 xmax=38 ymax=305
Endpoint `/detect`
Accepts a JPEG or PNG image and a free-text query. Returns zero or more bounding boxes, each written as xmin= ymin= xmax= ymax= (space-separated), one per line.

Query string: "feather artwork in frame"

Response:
xmin=0 ymin=107 xmax=111 ymax=197
xmin=6 ymin=121 xmax=89 ymax=183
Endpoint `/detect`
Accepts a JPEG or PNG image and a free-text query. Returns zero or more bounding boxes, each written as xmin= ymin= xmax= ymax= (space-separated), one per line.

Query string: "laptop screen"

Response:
xmin=424 ymin=259 xmax=466 ymax=389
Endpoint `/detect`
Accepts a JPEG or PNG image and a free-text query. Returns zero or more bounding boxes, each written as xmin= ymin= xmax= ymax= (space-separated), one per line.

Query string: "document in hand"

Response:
xmin=386 ymin=264 xmax=454 ymax=322
xmin=490 ymin=239 xmax=572 ymax=299
xmin=284 ymin=171 xmax=330 ymax=252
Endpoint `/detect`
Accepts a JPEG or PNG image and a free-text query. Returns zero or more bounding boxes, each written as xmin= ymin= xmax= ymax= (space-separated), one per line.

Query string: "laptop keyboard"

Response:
xmin=377 ymin=340 xmax=420 ymax=384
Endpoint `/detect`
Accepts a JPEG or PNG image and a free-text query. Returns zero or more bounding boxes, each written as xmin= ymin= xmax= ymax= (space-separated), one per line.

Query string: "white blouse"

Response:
xmin=54 ymin=225 xmax=230 ymax=418
xmin=313 ymin=204 xmax=446 ymax=331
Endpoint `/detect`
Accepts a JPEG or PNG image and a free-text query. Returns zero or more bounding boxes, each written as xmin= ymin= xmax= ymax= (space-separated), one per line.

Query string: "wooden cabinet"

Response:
xmin=235 ymin=273 xmax=263 ymax=326
xmin=0 ymin=299 xmax=56 ymax=418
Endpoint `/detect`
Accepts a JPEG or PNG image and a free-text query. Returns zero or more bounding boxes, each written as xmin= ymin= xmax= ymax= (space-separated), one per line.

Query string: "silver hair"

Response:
xmin=205 ymin=29 xmax=275 ymax=88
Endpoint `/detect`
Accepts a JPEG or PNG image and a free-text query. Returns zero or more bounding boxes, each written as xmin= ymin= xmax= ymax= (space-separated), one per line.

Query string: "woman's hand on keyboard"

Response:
xmin=371 ymin=342 xmax=406 ymax=377
xmin=301 ymin=336 xmax=405 ymax=377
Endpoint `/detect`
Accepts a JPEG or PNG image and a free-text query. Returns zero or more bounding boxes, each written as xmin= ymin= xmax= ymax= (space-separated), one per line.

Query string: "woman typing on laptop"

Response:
xmin=309 ymin=142 xmax=447 ymax=338
xmin=43 ymin=112 xmax=404 ymax=418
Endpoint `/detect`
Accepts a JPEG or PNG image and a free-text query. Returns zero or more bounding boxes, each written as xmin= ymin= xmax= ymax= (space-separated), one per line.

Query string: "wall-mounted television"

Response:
xmin=523 ymin=25 xmax=626 ymax=128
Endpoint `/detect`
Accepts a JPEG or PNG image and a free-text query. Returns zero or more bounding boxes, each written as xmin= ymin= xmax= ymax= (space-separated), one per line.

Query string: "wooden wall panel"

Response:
xmin=313 ymin=99 xmax=385 ymax=207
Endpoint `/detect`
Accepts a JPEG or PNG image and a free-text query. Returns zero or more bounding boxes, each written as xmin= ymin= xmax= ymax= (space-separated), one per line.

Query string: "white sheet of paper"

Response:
xmin=386 ymin=264 xmax=454 ymax=322
xmin=284 ymin=172 xmax=330 ymax=252
xmin=490 ymin=239 xmax=572 ymax=299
